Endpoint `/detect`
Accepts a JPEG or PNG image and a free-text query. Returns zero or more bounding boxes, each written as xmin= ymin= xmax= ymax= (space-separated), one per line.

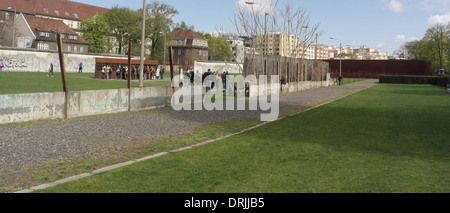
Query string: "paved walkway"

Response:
xmin=0 ymin=79 xmax=377 ymax=192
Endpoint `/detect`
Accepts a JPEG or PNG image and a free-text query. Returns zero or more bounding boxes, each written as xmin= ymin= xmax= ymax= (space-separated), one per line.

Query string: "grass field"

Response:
xmin=0 ymin=72 xmax=171 ymax=94
xmin=35 ymin=83 xmax=450 ymax=193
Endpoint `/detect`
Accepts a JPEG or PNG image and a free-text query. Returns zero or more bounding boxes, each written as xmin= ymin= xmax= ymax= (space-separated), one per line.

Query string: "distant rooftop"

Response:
xmin=171 ymin=28 xmax=206 ymax=40
xmin=0 ymin=0 xmax=108 ymax=21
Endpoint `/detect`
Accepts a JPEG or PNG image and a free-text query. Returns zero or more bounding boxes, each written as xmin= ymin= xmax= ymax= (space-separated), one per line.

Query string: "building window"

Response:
xmin=80 ymin=46 xmax=84 ymax=52
xmin=68 ymin=45 xmax=71 ymax=52
xmin=178 ymin=50 xmax=181 ymax=55
xmin=5 ymin=12 xmax=10 ymax=20
xmin=74 ymin=14 xmax=79 ymax=18
xmin=55 ymin=10 xmax=59 ymax=15
xmin=74 ymin=46 xmax=78 ymax=52
xmin=65 ymin=12 xmax=70 ymax=16
xmin=37 ymin=42 xmax=49 ymax=50
xmin=68 ymin=35 xmax=77 ymax=40
xmin=44 ymin=8 xmax=49 ymax=13
xmin=39 ymin=31 xmax=50 ymax=38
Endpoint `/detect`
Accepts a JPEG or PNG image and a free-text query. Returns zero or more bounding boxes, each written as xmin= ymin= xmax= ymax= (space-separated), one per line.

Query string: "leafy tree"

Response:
xmin=196 ymin=32 xmax=212 ymax=40
xmin=208 ymin=37 xmax=233 ymax=61
xmin=175 ymin=21 xmax=195 ymax=31
xmin=80 ymin=15 xmax=112 ymax=53
xmin=419 ymin=23 xmax=449 ymax=72
xmin=150 ymin=32 xmax=173 ymax=63
xmin=145 ymin=2 xmax=178 ymax=58
xmin=104 ymin=6 xmax=141 ymax=55
xmin=405 ymin=42 xmax=420 ymax=60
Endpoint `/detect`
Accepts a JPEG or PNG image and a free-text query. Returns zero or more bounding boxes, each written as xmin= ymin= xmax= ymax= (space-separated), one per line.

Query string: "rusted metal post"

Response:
xmin=168 ymin=47 xmax=175 ymax=94
xmin=56 ymin=34 xmax=68 ymax=119
xmin=128 ymin=40 xmax=132 ymax=112
xmin=139 ymin=0 xmax=146 ymax=88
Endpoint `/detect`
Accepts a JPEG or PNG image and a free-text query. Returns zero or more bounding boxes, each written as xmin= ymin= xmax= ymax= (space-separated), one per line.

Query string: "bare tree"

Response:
xmin=232 ymin=0 xmax=321 ymax=77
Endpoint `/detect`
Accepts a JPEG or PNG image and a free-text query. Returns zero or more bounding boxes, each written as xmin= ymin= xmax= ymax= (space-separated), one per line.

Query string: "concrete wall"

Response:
xmin=249 ymin=79 xmax=335 ymax=97
xmin=0 ymin=92 xmax=66 ymax=124
xmin=0 ymin=87 xmax=172 ymax=125
xmin=194 ymin=61 xmax=243 ymax=74
xmin=0 ymin=47 xmax=128 ymax=73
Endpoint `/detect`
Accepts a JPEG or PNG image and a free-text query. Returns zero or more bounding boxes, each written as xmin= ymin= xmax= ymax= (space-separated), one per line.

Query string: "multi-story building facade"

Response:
xmin=252 ymin=32 xmax=330 ymax=60
xmin=169 ymin=28 xmax=209 ymax=69
xmin=329 ymin=46 xmax=388 ymax=60
xmin=15 ymin=13 xmax=88 ymax=52
xmin=0 ymin=0 xmax=107 ymax=51
xmin=254 ymin=32 xmax=302 ymax=58
xmin=353 ymin=46 xmax=388 ymax=60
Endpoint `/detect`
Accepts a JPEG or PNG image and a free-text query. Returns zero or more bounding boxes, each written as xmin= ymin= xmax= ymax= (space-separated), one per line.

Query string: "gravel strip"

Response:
xmin=0 ymin=80 xmax=376 ymax=188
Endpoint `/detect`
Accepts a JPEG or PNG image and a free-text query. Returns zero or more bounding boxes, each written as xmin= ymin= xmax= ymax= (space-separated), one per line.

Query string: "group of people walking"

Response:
xmin=101 ymin=65 xmax=165 ymax=80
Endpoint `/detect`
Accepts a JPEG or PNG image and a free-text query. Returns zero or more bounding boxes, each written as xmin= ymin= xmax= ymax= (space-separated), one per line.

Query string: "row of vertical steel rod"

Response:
xmin=56 ymin=36 xmax=175 ymax=119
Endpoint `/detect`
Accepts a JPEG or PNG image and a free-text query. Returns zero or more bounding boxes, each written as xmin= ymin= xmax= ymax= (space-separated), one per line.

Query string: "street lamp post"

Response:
xmin=330 ymin=37 xmax=342 ymax=78
xmin=161 ymin=32 xmax=167 ymax=72
xmin=315 ymin=33 xmax=318 ymax=61
xmin=245 ymin=1 xmax=269 ymax=77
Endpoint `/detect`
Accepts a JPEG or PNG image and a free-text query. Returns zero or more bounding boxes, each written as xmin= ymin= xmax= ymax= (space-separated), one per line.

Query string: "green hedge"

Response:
xmin=379 ymin=75 xmax=450 ymax=87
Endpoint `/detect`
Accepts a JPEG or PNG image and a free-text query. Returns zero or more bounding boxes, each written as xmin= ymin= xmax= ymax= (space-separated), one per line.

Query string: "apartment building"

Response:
xmin=253 ymin=32 xmax=301 ymax=58
xmin=252 ymin=32 xmax=331 ymax=60
xmin=329 ymin=46 xmax=388 ymax=60
xmin=354 ymin=46 xmax=388 ymax=60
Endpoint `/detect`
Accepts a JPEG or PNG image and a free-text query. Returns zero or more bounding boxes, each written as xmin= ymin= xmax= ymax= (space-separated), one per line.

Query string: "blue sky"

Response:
xmin=75 ymin=0 xmax=450 ymax=55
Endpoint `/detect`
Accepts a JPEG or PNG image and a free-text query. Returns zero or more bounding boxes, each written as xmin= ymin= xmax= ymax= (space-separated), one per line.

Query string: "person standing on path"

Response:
xmin=116 ymin=65 xmax=121 ymax=80
xmin=160 ymin=66 xmax=165 ymax=80
xmin=131 ymin=65 xmax=136 ymax=80
xmin=79 ymin=62 xmax=83 ymax=73
xmin=280 ymin=74 xmax=287 ymax=92
xmin=156 ymin=66 xmax=160 ymax=80
xmin=47 ymin=63 xmax=54 ymax=77
xmin=0 ymin=59 xmax=4 ymax=71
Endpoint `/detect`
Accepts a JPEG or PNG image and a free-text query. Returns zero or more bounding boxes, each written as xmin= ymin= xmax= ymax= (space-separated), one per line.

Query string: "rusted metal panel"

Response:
xmin=322 ymin=60 xmax=431 ymax=79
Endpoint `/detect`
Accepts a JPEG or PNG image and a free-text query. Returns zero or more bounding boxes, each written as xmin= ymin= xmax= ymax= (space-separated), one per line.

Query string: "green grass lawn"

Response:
xmin=0 ymin=72 xmax=171 ymax=94
xmin=35 ymin=83 xmax=450 ymax=193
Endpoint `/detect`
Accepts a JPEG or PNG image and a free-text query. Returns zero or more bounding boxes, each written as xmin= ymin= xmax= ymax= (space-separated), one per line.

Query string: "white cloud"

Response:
xmin=377 ymin=43 xmax=386 ymax=49
xmin=384 ymin=0 xmax=404 ymax=13
xmin=427 ymin=12 xmax=450 ymax=25
xmin=393 ymin=34 xmax=420 ymax=43
xmin=393 ymin=34 xmax=406 ymax=42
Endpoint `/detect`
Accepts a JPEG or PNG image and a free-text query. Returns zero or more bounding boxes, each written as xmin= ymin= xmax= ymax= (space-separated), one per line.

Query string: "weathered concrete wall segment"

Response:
xmin=0 ymin=92 xmax=66 ymax=124
xmin=0 ymin=47 xmax=127 ymax=73
xmin=0 ymin=80 xmax=333 ymax=125
xmin=0 ymin=87 xmax=172 ymax=125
